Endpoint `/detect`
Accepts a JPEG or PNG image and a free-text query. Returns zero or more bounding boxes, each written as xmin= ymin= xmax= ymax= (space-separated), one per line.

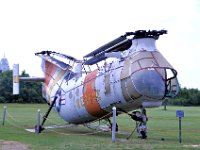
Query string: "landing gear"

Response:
xmin=35 ymin=125 xmax=45 ymax=133
xmin=35 ymin=96 xmax=58 ymax=133
xmin=130 ymin=107 xmax=148 ymax=139
xmin=106 ymin=118 xmax=118 ymax=132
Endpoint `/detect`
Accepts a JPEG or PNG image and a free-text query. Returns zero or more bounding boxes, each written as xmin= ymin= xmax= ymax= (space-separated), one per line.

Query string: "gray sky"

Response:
xmin=0 ymin=0 xmax=200 ymax=89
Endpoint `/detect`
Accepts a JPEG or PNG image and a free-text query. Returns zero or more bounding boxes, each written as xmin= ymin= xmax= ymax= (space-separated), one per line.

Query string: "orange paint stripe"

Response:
xmin=43 ymin=61 xmax=57 ymax=98
xmin=48 ymin=69 xmax=65 ymax=102
xmin=45 ymin=61 xmax=57 ymax=86
xmin=83 ymin=70 xmax=107 ymax=117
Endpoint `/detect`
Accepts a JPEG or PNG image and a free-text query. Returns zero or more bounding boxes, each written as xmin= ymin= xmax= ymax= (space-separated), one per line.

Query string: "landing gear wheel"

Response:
xmin=140 ymin=130 xmax=147 ymax=139
xmin=35 ymin=125 xmax=44 ymax=133
xmin=130 ymin=107 xmax=148 ymax=139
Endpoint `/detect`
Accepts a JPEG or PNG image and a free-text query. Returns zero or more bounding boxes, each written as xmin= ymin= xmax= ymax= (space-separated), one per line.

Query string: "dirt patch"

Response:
xmin=0 ymin=140 xmax=30 ymax=150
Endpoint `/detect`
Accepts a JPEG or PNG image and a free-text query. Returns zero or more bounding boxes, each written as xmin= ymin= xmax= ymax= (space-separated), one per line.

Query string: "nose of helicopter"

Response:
xmin=131 ymin=68 xmax=167 ymax=99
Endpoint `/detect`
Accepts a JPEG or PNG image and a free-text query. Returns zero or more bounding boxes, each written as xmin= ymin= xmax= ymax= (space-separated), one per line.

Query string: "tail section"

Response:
xmin=35 ymin=51 xmax=82 ymax=102
xmin=13 ymin=51 xmax=81 ymax=103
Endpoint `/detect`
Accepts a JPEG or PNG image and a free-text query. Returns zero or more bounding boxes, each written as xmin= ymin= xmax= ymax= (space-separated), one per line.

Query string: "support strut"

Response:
xmin=35 ymin=96 xmax=58 ymax=133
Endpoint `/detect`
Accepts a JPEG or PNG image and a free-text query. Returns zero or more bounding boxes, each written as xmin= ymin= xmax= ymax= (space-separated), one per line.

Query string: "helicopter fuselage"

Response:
xmin=42 ymin=37 xmax=179 ymax=124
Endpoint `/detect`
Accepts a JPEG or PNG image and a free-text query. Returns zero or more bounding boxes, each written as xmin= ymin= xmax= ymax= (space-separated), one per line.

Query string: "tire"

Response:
xmin=140 ymin=131 xmax=147 ymax=139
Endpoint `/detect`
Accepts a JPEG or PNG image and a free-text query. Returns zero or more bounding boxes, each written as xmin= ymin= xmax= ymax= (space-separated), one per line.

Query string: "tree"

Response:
xmin=168 ymin=87 xmax=200 ymax=106
xmin=0 ymin=70 xmax=13 ymax=102
xmin=0 ymin=70 xmax=44 ymax=103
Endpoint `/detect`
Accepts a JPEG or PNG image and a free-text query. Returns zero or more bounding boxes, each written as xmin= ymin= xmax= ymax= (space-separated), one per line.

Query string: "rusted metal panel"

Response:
xmin=126 ymin=77 xmax=141 ymax=99
xmin=121 ymin=79 xmax=131 ymax=102
xmin=83 ymin=70 xmax=107 ymax=117
xmin=139 ymin=58 xmax=157 ymax=68
xmin=120 ymin=58 xmax=131 ymax=79
xmin=131 ymin=61 xmax=141 ymax=74
xmin=130 ymin=51 xmax=152 ymax=63
xmin=105 ymin=74 xmax=111 ymax=94
xmin=121 ymin=77 xmax=141 ymax=102
xmin=152 ymin=51 xmax=173 ymax=68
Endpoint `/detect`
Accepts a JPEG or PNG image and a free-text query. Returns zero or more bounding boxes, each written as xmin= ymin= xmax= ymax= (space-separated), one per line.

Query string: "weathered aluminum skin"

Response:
xmin=41 ymin=38 xmax=179 ymax=124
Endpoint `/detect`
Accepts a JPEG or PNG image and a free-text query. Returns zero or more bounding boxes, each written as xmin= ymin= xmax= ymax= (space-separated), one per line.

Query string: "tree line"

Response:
xmin=168 ymin=87 xmax=200 ymax=106
xmin=0 ymin=70 xmax=200 ymax=105
xmin=0 ymin=70 xmax=44 ymax=103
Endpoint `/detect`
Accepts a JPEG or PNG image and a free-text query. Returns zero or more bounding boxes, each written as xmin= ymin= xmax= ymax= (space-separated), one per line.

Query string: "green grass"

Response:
xmin=0 ymin=104 xmax=200 ymax=150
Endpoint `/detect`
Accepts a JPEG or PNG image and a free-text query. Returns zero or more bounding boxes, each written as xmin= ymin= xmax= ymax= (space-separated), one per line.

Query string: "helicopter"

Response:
xmin=13 ymin=30 xmax=179 ymax=139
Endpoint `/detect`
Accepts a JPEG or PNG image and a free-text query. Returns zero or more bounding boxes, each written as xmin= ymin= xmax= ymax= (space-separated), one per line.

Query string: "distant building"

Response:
xmin=0 ymin=54 xmax=10 ymax=73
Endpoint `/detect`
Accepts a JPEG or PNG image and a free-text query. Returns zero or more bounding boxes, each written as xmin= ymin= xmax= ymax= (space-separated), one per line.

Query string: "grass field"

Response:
xmin=0 ymin=104 xmax=200 ymax=150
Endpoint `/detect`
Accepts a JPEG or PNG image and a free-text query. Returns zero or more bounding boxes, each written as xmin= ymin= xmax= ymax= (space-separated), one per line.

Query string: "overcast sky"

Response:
xmin=0 ymin=0 xmax=199 ymax=89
